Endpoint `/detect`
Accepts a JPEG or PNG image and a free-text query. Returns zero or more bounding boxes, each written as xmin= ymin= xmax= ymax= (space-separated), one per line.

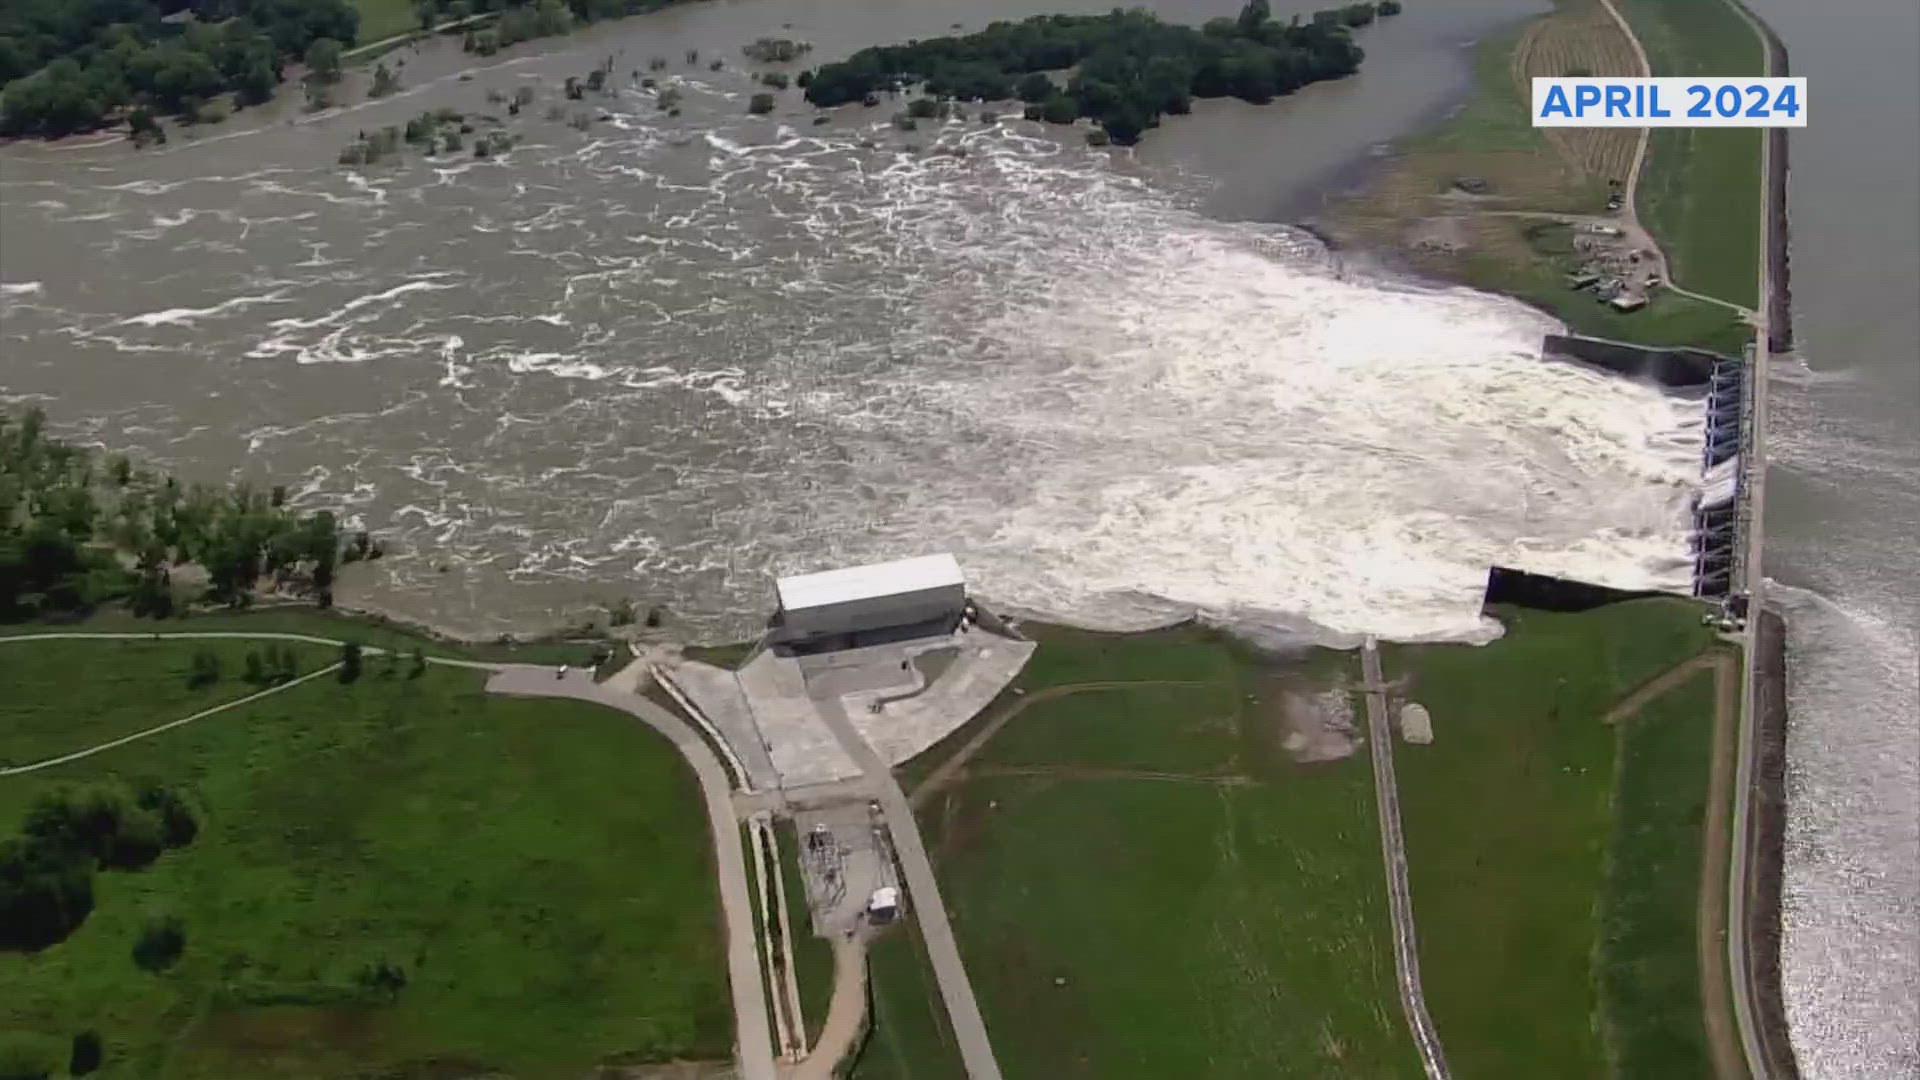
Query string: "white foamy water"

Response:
xmin=0 ymin=86 xmax=1705 ymax=643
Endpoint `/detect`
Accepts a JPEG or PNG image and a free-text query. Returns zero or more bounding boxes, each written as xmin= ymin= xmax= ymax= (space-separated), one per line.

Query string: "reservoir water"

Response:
xmin=1737 ymin=0 xmax=1919 ymax=1073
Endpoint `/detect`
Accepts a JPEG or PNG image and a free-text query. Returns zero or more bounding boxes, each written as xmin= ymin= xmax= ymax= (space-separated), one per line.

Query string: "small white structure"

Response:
xmin=867 ymin=886 xmax=900 ymax=923
xmin=1399 ymin=702 xmax=1434 ymax=745
xmin=775 ymin=553 xmax=966 ymax=645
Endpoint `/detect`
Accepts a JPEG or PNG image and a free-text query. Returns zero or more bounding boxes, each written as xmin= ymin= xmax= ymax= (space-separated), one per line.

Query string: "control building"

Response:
xmin=772 ymin=553 xmax=966 ymax=651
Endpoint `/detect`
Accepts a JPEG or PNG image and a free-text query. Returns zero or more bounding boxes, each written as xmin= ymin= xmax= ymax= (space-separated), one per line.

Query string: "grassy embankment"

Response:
xmin=0 ymin=634 xmax=730 ymax=1078
xmin=1334 ymin=0 xmax=1751 ymax=355
xmin=878 ymin=624 xmax=1419 ymax=1080
xmin=850 ymin=916 xmax=967 ymax=1080
xmin=1617 ymin=0 xmax=1765 ymax=309
xmin=1383 ymin=598 xmax=1727 ymax=1078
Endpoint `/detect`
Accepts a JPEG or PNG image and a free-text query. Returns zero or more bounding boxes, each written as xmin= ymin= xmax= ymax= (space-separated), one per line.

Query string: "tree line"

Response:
xmin=0 ymin=0 xmax=358 ymax=136
xmin=801 ymin=2 xmax=1401 ymax=146
xmin=0 ymin=407 xmax=378 ymax=621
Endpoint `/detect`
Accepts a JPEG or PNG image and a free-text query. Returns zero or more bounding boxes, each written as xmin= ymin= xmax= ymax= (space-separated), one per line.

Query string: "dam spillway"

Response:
xmin=1541 ymin=334 xmax=1751 ymax=601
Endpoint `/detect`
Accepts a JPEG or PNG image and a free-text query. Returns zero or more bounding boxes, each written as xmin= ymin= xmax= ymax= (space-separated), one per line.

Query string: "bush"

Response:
xmin=0 ymin=835 xmax=93 ymax=951
xmin=1039 ymin=95 xmax=1079 ymax=124
xmin=760 ymin=71 xmax=789 ymax=90
xmin=131 ymin=914 xmax=184 ymax=972
xmin=1016 ymin=72 xmax=1056 ymax=104
xmin=186 ymin=650 xmax=220 ymax=689
xmin=906 ymin=97 xmax=938 ymax=119
xmin=747 ymin=92 xmax=775 ymax=115
xmin=194 ymin=98 xmax=230 ymax=125
xmin=339 ymin=642 xmax=362 ymax=683
xmin=68 ymin=1030 xmax=101 ymax=1075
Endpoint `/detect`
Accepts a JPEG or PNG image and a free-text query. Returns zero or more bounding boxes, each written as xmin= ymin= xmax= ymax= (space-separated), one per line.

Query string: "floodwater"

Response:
xmin=6 ymin=0 xmax=1722 ymax=650
xmin=1736 ymin=0 xmax=1920 ymax=1073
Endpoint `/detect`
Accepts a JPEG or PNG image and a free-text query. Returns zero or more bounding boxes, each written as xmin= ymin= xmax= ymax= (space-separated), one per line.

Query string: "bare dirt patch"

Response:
xmin=1279 ymin=686 xmax=1362 ymax=763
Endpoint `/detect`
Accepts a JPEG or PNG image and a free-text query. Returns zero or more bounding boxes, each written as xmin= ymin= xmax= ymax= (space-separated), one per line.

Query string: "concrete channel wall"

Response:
xmin=1748 ymin=608 xmax=1802 ymax=1079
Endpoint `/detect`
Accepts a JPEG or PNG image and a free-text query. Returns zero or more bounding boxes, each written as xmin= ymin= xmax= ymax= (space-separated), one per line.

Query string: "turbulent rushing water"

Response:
xmin=0 ymin=43 xmax=1703 ymax=644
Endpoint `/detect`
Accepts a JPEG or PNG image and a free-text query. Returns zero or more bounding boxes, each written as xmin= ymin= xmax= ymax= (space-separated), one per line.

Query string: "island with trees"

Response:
xmin=801 ymin=2 xmax=1401 ymax=146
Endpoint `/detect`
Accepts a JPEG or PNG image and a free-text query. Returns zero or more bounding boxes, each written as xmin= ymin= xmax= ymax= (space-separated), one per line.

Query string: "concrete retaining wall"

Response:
xmin=1541 ymin=333 xmax=1728 ymax=387
xmin=1749 ymin=607 xmax=1802 ymax=1078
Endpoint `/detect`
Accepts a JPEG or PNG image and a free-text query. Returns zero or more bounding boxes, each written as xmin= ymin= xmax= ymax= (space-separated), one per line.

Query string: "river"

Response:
xmin=7 ymin=0 xmax=1725 ymax=652
xmin=1737 ymin=0 xmax=1920 ymax=1073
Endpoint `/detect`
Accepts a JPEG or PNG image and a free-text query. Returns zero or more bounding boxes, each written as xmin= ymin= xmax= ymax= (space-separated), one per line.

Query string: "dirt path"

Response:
xmin=1590 ymin=0 xmax=1754 ymax=313
xmin=1600 ymin=652 xmax=1724 ymax=726
xmin=963 ymin=765 xmax=1252 ymax=787
xmin=789 ymin=934 xmax=868 ymax=1080
xmin=906 ymin=680 xmax=1212 ymax=809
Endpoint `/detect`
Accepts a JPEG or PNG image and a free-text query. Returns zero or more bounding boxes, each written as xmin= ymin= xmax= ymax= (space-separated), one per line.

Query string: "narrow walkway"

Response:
xmin=1361 ymin=638 xmax=1451 ymax=1080
xmin=791 ymin=934 xmax=869 ymax=1080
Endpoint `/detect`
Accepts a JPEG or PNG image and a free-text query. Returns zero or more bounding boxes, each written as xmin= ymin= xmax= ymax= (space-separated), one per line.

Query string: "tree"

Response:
xmin=243 ymin=649 xmax=265 ymax=684
xmin=1015 ymin=71 xmax=1054 ymax=103
xmin=186 ymin=650 xmax=221 ymax=689
xmin=747 ymin=92 xmax=775 ymax=114
xmin=339 ymin=641 xmax=362 ymax=683
xmin=304 ymin=37 xmax=342 ymax=83
xmin=407 ymin=647 xmax=426 ymax=679
xmin=416 ymin=1 xmax=440 ymax=31
xmin=1039 ymin=94 xmax=1078 ymax=124
xmin=131 ymin=914 xmax=184 ymax=971
xmin=370 ymin=61 xmax=399 ymax=97
xmin=906 ymin=97 xmax=937 ymax=119
xmin=68 ymin=1030 xmax=102 ymax=1076
xmin=1239 ymin=0 xmax=1272 ymax=34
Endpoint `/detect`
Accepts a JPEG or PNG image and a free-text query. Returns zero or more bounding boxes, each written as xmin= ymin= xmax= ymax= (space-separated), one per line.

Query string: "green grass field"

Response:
xmin=1619 ymin=0 xmax=1765 ymax=309
xmin=0 ymin=645 xmax=729 ymax=1078
xmin=1600 ymin=668 xmax=1718 ymax=1076
xmin=0 ymin=639 xmax=333 ymax=769
xmin=1383 ymin=599 xmax=1720 ymax=1078
xmin=351 ymin=0 xmax=420 ymax=45
xmin=901 ymin=627 xmax=1418 ymax=1079
xmin=0 ymin=605 xmax=610 ymax=666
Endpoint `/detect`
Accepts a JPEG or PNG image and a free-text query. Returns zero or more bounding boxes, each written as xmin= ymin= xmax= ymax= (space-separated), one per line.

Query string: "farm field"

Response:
xmin=1383 ymin=598 xmax=1725 ymax=1078
xmin=902 ymin=626 xmax=1419 ymax=1079
xmin=0 ymin=644 xmax=729 ymax=1079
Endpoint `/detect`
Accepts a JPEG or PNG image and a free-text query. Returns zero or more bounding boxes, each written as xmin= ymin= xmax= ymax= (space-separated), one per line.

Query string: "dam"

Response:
xmin=1541 ymin=333 xmax=1752 ymax=606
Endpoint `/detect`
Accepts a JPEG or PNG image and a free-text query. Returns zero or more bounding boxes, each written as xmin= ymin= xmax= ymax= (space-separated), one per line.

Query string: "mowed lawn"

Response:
xmin=0 ymin=638 xmax=333 ymax=768
xmin=1619 ymin=0 xmax=1765 ymax=309
xmin=1383 ymin=598 xmax=1721 ymax=1078
xmin=905 ymin=628 xmax=1420 ymax=1079
xmin=1600 ymin=667 xmax=1719 ymax=1077
xmin=0 ymin=650 xmax=730 ymax=1078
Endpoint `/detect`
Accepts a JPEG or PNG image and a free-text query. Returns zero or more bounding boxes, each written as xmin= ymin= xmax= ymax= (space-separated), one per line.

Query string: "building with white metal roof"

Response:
xmin=773 ymin=553 xmax=966 ymax=647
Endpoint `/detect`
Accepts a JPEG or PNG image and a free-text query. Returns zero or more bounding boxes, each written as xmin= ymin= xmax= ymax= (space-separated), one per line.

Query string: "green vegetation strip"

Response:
xmin=1384 ymin=599 xmax=1719 ymax=1078
xmin=1618 ymin=0 xmax=1764 ymax=309
xmin=0 ymin=654 xmax=729 ymax=1078
xmin=903 ymin=625 xmax=1416 ymax=1079
xmin=776 ymin=819 xmax=835 ymax=1043
xmin=851 ymin=919 xmax=967 ymax=1080
xmin=1599 ymin=668 xmax=1717 ymax=1076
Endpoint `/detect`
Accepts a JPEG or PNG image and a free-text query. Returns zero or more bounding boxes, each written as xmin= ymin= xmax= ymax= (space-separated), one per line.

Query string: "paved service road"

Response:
xmin=1362 ymin=639 xmax=1451 ymax=1080
xmin=486 ymin=666 xmax=777 ymax=1080
xmin=812 ymin=694 xmax=1004 ymax=1080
